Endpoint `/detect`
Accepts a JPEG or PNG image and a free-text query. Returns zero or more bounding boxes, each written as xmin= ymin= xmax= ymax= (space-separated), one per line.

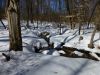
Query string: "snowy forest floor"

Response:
xmin=0 ymin=20 xmax=100 ymax=75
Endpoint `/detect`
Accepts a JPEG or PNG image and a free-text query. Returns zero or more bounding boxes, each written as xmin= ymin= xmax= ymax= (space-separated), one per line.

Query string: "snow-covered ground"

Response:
xmin=0 ymin=20 xmax=100 ymax=75
xmin=0 ymin=51 xmax=100 ymax=75
xmin=51 ymin=29 xmax=100 ymax=53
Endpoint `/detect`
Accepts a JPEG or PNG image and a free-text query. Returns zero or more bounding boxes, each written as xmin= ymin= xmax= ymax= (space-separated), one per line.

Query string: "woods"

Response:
xmin=0 ymin=0 xmax=100 ymax=75
xmin=0 ymin=0 xmax=99 ymax=61
xmin=0 ymin=0 xmax=99 ymax=53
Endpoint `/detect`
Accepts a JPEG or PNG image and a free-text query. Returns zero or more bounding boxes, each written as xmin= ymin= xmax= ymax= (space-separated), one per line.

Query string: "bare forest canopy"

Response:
xmin=0 ymin=0 xmax=100 ymax=22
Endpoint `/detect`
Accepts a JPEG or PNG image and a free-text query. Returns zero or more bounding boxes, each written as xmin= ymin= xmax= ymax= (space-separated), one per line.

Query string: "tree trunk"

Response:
xmin=65 ymin=0 xmax=73 ymax=29
xmin=30 ymin=0 xmax=33 ymax=23
xmin=88 ymin=26 xmax=97 ymax=48
xmin=7 ymin=0 xmax=22 ymax=51
xmin=25 ymin=0 xmax=30 ymax=28
xmin=79 ymin=24 xmax=81 ymax=35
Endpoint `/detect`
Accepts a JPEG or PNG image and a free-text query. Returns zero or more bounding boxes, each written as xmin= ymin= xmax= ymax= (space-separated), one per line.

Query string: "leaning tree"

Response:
xmin=88 ymin=0 xmax=100 ymax=48
xmin=7 ymin=0 xmax=22 ymax=51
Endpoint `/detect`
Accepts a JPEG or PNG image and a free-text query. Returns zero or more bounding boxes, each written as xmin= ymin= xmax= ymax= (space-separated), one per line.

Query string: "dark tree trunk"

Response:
xmin=65 ymin=0 xmax=73 ymax=29
xmin=25 ymin=0 xmax=30 ymax=28
xmin=79 ymin=24 xmax=81 ymax=35
xmin=7 ymin=0 xmax=22 ymax=51
xmin=30 ymin=0 xmax=33 ymax=23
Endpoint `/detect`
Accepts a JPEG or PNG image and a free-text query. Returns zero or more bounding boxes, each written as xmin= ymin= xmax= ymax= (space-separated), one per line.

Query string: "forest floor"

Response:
xmin=0 ymin=20 xmax=100 ymax=75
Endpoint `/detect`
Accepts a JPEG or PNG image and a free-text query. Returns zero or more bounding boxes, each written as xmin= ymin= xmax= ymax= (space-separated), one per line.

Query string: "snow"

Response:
xmin=51 ymin=29 xmax=100 ymax=53
xmin=0 ymin=20 xmax=100 ymax=75
xmin=58 ymin=50 xmax=66 ymax=54
xmin=42 ymin=50 xmax=49 ymax=55
xmin=74 ymin=51 xmax=83 ymax=56
xmin=0 ymin=20 xmax=100 ymax=54
xmin=0 ymin=52 xmax=43 ymax=75
xmin=0 ymin=51 xmax=100 ymax=75
xmin=52 ymin=51 xmax=60 ymax=56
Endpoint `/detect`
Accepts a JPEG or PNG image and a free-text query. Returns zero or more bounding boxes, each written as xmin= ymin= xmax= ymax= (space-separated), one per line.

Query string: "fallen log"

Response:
xmin=39 ymin=45 xmax=100 ymax=61
xmin=61 ymin=46 xmax=100 ymax=61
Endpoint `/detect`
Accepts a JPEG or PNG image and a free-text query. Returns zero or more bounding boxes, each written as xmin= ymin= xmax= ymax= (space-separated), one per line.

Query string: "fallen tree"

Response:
xmin=61 ymin=46 xmax=100 ymax=61
xmin=35 ymin=42 xmax=100 ymax=61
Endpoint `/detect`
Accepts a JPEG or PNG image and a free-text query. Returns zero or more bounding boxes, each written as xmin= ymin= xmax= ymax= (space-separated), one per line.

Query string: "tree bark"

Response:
xmin=30 ymin=0 xmax=33 ymax=23
xmin=25 ymin=0 xmax=30 ymax=27
xmin=7 ymin=0 xmax=22 ymax=51
xmin=88 ymin=25 xmax=97 ymax=48
xmin=65 ymin=0 xmax=73 ymax=29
